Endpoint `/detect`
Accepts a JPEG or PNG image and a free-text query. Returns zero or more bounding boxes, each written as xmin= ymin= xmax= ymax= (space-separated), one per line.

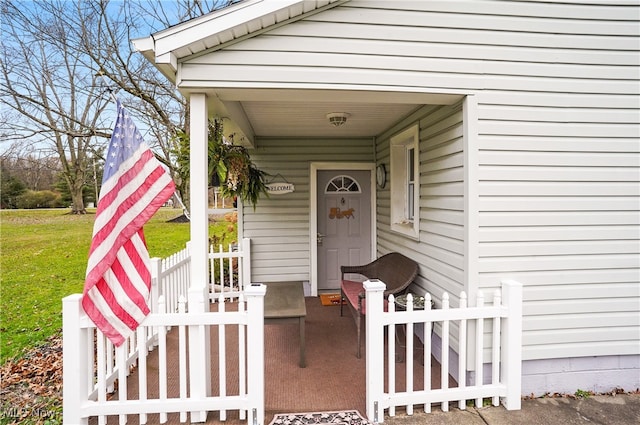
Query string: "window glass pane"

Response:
xmin=408 ymin=148 xmax=415 ymax=181
xmin=325 ymin=175 xmax=361 ymax=193
xmin=407 ymin=182 xmax=414 ymax=220
xmin=390 ymin=123 xmax=419 ymax=240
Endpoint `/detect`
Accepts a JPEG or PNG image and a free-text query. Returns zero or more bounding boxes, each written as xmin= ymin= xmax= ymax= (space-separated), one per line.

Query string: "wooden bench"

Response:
xmin=340 ymin=252 xmax=419 ymax=358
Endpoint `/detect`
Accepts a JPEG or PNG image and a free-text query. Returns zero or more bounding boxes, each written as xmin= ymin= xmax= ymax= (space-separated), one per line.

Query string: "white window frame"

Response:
xmin=390 ymin=124 xmax=420 ymax=240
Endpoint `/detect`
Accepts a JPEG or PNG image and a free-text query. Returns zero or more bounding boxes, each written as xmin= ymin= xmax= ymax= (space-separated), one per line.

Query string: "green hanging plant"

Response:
xmin=207 ymin=118 xmax=268 ymax=209
xmin=173 ymin=118 xmax=268 ymax=210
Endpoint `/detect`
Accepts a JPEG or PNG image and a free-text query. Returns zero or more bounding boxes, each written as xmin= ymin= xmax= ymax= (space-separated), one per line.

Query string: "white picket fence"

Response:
xmin=63 ymin=239 xmax=522 ymax=424
xmin=208 ymin=238 xmax=251 ymax=301
xmin=364 ymin=279 xmax=523 ymax=423
xmin=150 ymin=244 xmax=191 ymax=315
xmin=62 ymin=286 xmax=267 ymax=425
xmin=62 ymin=238 xmax=258 ymax=425
xmin=149 ymin=238 xmax=251 ymax=314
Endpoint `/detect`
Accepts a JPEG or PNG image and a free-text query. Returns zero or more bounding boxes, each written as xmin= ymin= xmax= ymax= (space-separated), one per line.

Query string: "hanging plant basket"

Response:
xmin=207 ymin=119 xmax=268 ymax=209
xmin=172 ymin=118 xmax=268 ymax=208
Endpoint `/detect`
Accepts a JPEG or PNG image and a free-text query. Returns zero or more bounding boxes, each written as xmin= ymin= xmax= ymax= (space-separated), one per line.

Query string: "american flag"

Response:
xmin=82 ymin=100 xmax=175 ymax=346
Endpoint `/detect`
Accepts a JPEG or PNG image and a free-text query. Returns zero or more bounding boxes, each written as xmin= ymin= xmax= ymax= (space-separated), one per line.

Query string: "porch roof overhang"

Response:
xmin=181 ymin=87 xmax=463 ymax=146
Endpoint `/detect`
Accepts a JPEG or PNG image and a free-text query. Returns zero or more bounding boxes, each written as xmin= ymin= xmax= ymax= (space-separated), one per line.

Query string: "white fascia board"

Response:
xmin=152 ymin=0 xmax=306 ymax=59
xmin=156 ymin=52 xmax=178 ymax=70
xmin=131 ymin=35 xmax=154 ymax=53
xmin=132 ymin=37 xmax=179 ymax=80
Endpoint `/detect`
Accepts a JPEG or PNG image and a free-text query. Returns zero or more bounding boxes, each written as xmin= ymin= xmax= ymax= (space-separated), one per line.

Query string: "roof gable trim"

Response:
xmin=152 ymin=0 xmax=349 ymax=60
xmin=181 ymin=0 xmax=350 ymax=64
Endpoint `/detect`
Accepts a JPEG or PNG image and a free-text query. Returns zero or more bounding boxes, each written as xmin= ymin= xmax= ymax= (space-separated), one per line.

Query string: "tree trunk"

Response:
xmin=70 ymin=189 xmax=86 ymax=214
xmin=68 ymin=175 xmax=87 ymax=214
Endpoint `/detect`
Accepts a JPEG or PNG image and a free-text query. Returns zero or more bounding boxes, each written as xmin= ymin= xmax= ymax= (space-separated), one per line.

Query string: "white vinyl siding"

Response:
xmin=180 ymin=3 xmax=639 ymax=94
xmin=185 ymin=0 xmax=639 ymax=364
xmin=376 ymin=103 xmax=465 ymax=314
xmin=245 ymin=137 xmax=374 ymax=283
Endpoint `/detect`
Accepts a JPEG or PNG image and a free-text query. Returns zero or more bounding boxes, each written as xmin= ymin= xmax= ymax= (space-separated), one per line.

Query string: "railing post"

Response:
xmin=245 ymin=284 xmax=266 ymax=425
xmin=364 ymin=279 xmax=386 ymax=423
xmin=501 ymin=280 xmax=522 ymax=410
xmin=241 ymin=238 xmax=251 ymax=292
xmin=188 ymin=287 xmax=211 ymax=423
xmin=150 ymin=257 xmax=161 ymax=314
xmin=63 ymin=294 xmax=89 ymax=425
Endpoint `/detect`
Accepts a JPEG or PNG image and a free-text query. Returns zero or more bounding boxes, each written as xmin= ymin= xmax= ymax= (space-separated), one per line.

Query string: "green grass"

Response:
xmin=0 ymin=208 xmax=236 ymax=363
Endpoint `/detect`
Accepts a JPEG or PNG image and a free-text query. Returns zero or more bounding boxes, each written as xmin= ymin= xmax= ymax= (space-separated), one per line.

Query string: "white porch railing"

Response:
xmin=364 ymin=279 xmax=523 ymax=423
xmin=150 ymin=243 xmax=191 ymax=315
xmin=62 ymin=285 xmax=266 ymax=425
xmin=63 ymin=237 xmax=261 ymax=425
xmin=208 ymin=238 xmax=251 ymax=301
xmin=148 ymin=238 xmax=251 ymax=314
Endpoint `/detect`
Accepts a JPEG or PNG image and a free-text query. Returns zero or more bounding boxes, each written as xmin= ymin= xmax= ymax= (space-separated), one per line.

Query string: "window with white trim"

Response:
xmin=390 ymin=124 xmax=420 ymax=239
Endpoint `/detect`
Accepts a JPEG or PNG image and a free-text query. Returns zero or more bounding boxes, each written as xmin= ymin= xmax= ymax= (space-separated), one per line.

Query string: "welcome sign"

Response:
xmin=265 ymin=182 xmax=295 ymax=195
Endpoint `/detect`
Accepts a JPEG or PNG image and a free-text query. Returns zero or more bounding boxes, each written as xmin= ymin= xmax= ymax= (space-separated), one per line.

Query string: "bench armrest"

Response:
xmin=341 ymin=264 xmax=373 ymax=279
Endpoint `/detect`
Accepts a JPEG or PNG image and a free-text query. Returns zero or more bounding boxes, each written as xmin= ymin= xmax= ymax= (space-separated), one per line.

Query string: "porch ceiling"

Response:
xmin=199 ymin=88 xmax=463 ymax=145
xmin=242 ymin=101 xmax=418 ymax=138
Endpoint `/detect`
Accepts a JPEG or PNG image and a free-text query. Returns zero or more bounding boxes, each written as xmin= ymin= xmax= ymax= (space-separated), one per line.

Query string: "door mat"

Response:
xmin=269 ymin=410 xmax=372 ymax=425
xmin=320 ymin=293 xmax=344 ymax=306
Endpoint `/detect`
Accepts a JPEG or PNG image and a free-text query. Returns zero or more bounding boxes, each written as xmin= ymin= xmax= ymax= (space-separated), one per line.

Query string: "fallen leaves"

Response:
xmin=0 ymin=332 xmax=62 ymax=424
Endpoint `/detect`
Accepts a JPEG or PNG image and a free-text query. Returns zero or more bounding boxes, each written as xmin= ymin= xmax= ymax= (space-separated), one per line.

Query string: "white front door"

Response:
xmin=317 ymin=170 xmax=372 ymax=291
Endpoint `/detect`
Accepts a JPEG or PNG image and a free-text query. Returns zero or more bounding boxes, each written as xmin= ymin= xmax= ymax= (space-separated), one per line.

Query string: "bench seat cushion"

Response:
xmin=341 ymin=280 xmax=388 ymax=315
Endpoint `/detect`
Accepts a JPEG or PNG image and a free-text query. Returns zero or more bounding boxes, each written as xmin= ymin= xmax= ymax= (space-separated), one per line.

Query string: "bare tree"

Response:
xmin=0 ymin=142 xmax=61 ymax=191
xmin=74 ymin=0 xmax=237 ymax=207
xmin=1 ymin=1 xmax=113 ymax=213
xmin=74 ymin=0 xmax=189 ymax=203
xmin=1 ymin=0 xmax=237 ymax=212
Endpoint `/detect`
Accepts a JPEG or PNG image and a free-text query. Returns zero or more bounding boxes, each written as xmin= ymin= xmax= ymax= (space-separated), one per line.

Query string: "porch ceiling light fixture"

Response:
xmin=326 ymin=112 xmax=350 ymax=127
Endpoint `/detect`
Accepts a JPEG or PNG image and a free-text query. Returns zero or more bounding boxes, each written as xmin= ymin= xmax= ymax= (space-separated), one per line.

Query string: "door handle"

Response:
xmin=317 ymin=233 xmax=325 ymax=245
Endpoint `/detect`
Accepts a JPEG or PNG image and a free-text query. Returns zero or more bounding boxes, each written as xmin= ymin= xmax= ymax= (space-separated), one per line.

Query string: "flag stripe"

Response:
xmin=83 ymin=100 xmax=175 ymax=347
xmin=94 ymin=149 xmax=166 ymax=229
xmin=99 ymin=269 xmax=143 ymax=328
xmin=114 ymin=236 xmax=151 ymax=309
xmin=119 ymin=232 xmax=151 ymax=298
xmin=90 ymin=154 xmax=167 ymax=253
xmin=91 ymin=164 xmax=172 ymax=258
xmin=86 ymin=162 xmax=173 ymax=283
xmin=110 ymin=252 xmax=149 ymax=318
xmin=83 ymin=285 xmax=132 ymax=346
xmin=98 ymin=146 xmax=154 ymax=202
xmin=92 ymin=242 xmax=150 ymax=328
xmin=82 ymin=304 xmax=126 ymax=347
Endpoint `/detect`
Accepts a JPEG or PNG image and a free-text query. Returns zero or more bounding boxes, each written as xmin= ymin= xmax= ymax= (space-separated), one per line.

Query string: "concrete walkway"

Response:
xmin=382 ymin=393 xmax=640 ymax=425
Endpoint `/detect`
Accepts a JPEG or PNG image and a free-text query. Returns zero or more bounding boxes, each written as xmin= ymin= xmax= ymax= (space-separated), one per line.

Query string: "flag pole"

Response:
xmin=98 ymin=73 xmax=190 ymax=220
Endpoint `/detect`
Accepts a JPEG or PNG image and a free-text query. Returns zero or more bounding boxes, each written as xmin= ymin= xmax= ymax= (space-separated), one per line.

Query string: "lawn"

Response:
xmin=0 ymin=208 xmax=236 ymax=363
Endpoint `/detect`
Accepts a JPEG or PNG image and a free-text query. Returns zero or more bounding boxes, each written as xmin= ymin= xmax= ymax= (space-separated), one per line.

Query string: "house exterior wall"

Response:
xmin=181 ymin=0 xmax=639 ymax=394
xmin=374 ymin=102 xmax=469 ymax=355
xmin=376 ymin=103 xmax=467 ymax=303
xmin=245 ymin=137 xmax=374 ymax=283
